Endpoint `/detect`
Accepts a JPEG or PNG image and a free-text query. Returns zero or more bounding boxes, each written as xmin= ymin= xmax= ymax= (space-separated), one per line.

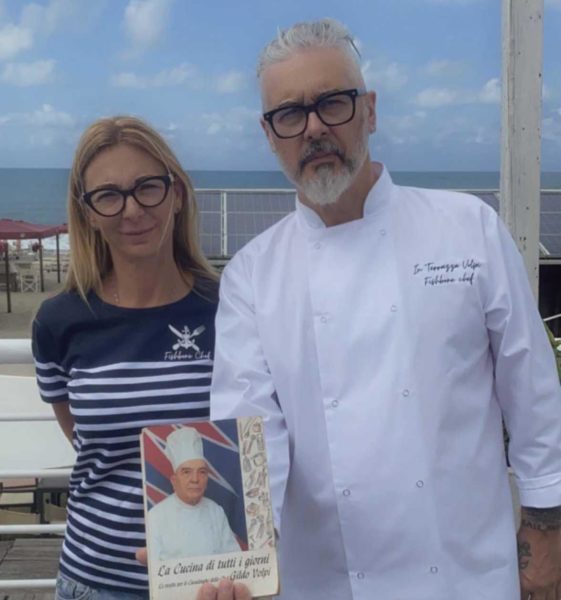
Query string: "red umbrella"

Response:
xmin=0 ymin=219 xmax=67 ymax=313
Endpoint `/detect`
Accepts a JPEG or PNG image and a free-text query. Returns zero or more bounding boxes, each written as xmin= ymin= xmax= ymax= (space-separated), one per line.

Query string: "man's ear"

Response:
xmin=366 ymin=90 xmax=377 ymax=134
xmin=260 ymin=117 xmax=278 ymax=154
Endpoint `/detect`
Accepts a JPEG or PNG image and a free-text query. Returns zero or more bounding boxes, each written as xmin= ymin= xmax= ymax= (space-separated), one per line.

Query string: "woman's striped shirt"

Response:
xmin=32 ymin=287 xmax=216 ymax=591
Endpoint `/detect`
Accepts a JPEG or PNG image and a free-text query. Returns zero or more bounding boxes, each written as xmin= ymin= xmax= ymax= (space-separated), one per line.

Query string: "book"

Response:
xmin=141 ymin=417 xmax=279 ymax=600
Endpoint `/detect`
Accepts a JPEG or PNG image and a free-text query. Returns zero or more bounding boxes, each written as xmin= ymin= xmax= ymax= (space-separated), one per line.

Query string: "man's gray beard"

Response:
xmin=299 ymin=164 xmax=355 ymax=206
xmin=291 ymin=124 xmax=370 ymax=207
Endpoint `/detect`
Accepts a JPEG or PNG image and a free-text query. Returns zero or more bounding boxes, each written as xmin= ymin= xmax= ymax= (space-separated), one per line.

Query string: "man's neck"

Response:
xmin=299 ymin=161 xmax=382 ymax=227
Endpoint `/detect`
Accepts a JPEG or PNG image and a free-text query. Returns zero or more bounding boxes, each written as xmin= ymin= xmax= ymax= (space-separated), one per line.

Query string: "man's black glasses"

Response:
xmin=263 ymin=88 xmax=366 ymax=139
xmin=82 ymin=174 xmax=174 ymax=217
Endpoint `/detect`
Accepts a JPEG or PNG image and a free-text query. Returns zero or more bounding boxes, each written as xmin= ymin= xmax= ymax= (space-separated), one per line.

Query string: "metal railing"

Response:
xmin=195 ymin=188 xmax=561 ymax=258
xmin=0 ymin=338 xmax=67 ymax=591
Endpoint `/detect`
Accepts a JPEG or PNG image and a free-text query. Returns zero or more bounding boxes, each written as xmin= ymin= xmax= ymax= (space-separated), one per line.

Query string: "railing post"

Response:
xmin=221 ymin=191 xmax=228 ymax=258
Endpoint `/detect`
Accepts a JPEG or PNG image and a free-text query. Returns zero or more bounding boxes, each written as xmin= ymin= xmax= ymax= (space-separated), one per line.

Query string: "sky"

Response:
xmin=0 ymin=0 xmax=560 ymax=171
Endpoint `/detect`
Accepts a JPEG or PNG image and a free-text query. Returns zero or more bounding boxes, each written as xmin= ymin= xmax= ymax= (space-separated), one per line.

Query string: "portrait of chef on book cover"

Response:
xmin=141 ymin=417 xmax=279 ymax=600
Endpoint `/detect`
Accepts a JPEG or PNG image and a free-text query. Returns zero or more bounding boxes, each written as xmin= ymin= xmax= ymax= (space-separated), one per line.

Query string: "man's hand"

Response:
xmin=197 ymin=580 xmax=252 ymax=600
xmin=517 ymin=506 xmax=561 ymax=599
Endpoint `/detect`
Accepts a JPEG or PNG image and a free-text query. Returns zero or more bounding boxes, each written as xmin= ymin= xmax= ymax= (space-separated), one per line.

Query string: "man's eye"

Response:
xmin=321 ymin=97 xmax=347 ymax=109
xmin=276 ymin=107 xmax=303 ymax=123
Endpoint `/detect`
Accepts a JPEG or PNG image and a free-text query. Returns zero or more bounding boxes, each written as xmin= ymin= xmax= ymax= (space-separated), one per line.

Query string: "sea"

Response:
xmin=1 ymin=168 xmax=560 ymax=252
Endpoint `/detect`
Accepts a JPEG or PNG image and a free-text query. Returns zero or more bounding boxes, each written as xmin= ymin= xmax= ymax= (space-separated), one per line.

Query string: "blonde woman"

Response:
xmin=32 ymin=116 xmax=218 ymax=599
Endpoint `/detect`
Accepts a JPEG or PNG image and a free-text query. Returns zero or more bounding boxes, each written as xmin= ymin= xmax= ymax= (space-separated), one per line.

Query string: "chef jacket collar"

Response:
xmin=295 ymin=163 xmax=393 ymax=230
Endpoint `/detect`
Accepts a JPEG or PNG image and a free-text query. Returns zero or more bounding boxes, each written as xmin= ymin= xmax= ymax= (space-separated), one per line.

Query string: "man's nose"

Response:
xmin=304 ymin=110 xmax=329 ymax=140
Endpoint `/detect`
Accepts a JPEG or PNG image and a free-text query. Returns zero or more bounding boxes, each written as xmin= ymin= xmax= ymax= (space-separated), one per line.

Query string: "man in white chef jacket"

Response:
xmin=209 ymin=18 xmax=561 ymax=600
xmin=148 ymin=427 xmax=240 ymax=562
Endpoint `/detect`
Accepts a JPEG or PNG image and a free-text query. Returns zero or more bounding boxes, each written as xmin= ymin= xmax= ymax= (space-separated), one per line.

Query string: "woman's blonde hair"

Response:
xmin=65 ymin=115 xmax=217 ymax=300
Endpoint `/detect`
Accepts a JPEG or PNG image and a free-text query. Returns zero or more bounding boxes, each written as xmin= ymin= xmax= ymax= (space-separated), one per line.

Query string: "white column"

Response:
xmin=500 ymin=0 xmax=544 ymax=299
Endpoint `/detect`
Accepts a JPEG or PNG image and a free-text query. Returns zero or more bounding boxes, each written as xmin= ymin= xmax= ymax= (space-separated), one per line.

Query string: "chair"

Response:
xmin=16 ymin=262 xmax=40 ymax=293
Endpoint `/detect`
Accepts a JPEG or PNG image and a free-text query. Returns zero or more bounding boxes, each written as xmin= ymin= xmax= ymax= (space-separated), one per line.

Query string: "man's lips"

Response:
xmin=301 ymin=151 xmax=341 ymax=168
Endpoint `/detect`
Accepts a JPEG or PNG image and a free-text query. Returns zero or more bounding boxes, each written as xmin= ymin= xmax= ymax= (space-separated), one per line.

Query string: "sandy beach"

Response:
xmin=0 ymin=269 xmax=64 ymax=376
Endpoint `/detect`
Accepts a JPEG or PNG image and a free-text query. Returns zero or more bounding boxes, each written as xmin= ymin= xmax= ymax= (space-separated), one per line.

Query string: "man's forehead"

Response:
xmin=260 ymin=46 xmax=363 ymax=108
xmin=177 ymin=459 xmax=207 ymax=471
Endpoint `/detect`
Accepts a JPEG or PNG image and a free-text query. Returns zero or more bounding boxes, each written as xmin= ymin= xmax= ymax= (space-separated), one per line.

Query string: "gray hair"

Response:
xmin=257 ymin=18 xmax=361 ymax=78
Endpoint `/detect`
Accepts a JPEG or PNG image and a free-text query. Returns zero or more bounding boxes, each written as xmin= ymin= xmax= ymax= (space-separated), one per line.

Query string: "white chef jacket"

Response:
xmin=148 ymin=495 xmax=240 ymax=561
xmin=211 ymin=166 xmax=561 ymax=600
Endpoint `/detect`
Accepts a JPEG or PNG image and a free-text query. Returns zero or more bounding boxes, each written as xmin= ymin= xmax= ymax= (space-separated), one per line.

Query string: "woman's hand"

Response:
xmin=197 ymin=580 xmax=252 ymax=600
xmin=135 ymin=549 xmax=253 ymax=600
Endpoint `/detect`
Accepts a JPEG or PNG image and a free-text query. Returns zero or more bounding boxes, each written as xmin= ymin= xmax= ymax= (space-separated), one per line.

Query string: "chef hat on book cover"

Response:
xmin=166 ymin=427 xmax=205 ymax=471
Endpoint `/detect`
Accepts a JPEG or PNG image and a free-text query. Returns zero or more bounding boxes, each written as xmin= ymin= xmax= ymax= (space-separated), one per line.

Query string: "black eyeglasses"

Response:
xmin=82 ymin=174 xmax=174 ymax=217
xmin=263 ymin=88 xmax=366 ymax=139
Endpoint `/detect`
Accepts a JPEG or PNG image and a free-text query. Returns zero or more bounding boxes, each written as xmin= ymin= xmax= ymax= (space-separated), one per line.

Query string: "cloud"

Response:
xmin=0 ymin=0 xmax=84 ymax=62
xmin=202 ymin=107 xmax=260 ymax=136
xmin=0 ymin=59 xmax=55 ymax=86
xmin=423 ymin=59 xmax=465 ymax=77
xmin=215 ymin=70 xmax=248 ymax=94
xmin=415 ymin=87 xmax=459 ymax=108
xmin=20 ymin=0 xmax=79 ymax=37
xmin=0 ymin=104 xmax=77 ymax=149
xmin=111 ymin=63 xmax=197 ymax=88
xmin=0 ymin=104 xmax=75 ymax=127
xmin=383 ymin=111 xmax=427 ymax=145
xmin=362 ymin=60 xmax=408 ymax=92
xmin=477 ymin=78 xmax=501 ymax=104
xmin=543 ymin=116 xmax=561 ymax=145
xmin=414 ymin=79 xmax=504 ymax=108
xmin=0 ymin=24 xmax=32 ymax=60
xmin=425 ymin=0 xmax=483 ymax=3
xmin=466 ymin=126 xmax=498 ymax=145
xmin=123 ymin=0 xmax=173 ymax=54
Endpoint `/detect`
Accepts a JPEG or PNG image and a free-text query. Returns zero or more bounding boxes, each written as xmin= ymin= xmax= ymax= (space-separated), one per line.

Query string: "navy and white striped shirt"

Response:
xmin=32 ymin=286 xmax=217 ymax=591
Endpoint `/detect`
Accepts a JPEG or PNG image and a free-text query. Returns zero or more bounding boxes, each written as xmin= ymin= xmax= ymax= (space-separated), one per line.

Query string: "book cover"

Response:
xmin=141 ymin=417 xmax=279 ymax=600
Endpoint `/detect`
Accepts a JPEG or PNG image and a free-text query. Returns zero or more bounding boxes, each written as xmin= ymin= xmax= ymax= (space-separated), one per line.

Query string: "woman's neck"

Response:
xmin=103 ymin=257 xmax=192 ymax=308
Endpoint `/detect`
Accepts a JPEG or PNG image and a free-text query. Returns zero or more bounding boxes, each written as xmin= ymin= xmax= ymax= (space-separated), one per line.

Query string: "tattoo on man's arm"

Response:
xmin=520 ymin=506 xmax=561 ymax=531
xmin=518 ymin=541 xmax=531 ymax=570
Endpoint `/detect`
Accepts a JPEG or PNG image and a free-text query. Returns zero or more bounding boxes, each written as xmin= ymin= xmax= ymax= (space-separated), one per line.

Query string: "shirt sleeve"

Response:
xmin=31 ymin=313 xmax=70 ymax=404
xmin=211 ymin=254 xmax=290 ymax=532
xmin=483 ymin=208 xmax=561 ymax=507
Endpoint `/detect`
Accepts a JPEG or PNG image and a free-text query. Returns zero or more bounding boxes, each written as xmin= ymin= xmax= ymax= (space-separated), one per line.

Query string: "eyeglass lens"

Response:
xmin=273 ymin=93 xmax=355 ymax=137
xmin=89 ymin=178 xmax=168 ymax=216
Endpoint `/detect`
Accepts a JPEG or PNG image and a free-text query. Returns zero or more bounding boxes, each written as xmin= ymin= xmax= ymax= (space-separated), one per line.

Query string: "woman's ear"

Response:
xmin=173 ymin=181 xmax=183 ymax=214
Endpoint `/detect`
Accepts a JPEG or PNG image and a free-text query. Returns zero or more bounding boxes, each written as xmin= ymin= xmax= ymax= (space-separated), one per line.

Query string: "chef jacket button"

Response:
xmin=357 ymin=572 xmax=365 ymax=580
xmin=320 ymin=314 xmax=329 ymax=323
xmin=380 ymin=229 xmax=387 ymax=236
xmin=342 ymin=489 xmax=351 ymax=497
xmin=416 ymin=480 xmax=424 ymax=488
xmin=331 ymin=400 xmax=339 ymax=408
xmin=391 ymin=305 xmax=398 ymax=312
xmin=430 ymin=566 xmax=438 ymax=574
xmin=314 ymin=242 xmax=322 ymax=250
xmin=402 ymin=389 xmax=410 ymax=397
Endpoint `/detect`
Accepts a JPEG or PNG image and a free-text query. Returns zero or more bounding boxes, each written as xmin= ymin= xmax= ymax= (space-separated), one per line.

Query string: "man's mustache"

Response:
xmin=299 ymin=141 xmax=345 ymax=173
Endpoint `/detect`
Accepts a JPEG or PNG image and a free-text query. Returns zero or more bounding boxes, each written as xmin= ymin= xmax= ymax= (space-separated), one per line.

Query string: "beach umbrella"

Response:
xmin=0 ymin=219 xmax=65 ymax=313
